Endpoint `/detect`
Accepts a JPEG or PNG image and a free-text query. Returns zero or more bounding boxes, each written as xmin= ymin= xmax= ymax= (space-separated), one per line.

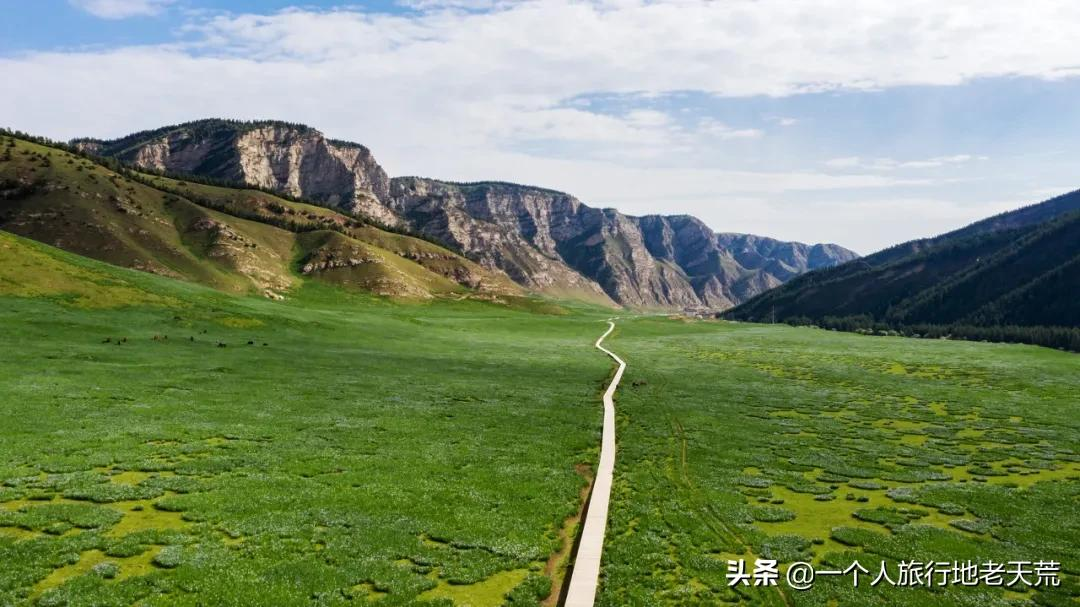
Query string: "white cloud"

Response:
xmin=897 ymin=154 xmax=975 ymax=168
xmin=18 ymin=2 xmax=1080 ymax=151
xmin=4 ymin=1 xmax=1077 ymax=249
xmin=932 ymin=154 xmax=975 ymax=164
xmin=825 ymin=154 xmax=985 ymax=171
xmin=494 ymin=107 xmax=675 ymax=147
xmin=397 ymin=0 xmax=502 ymax=9
xmin=624 ymin=109 xmax=672 ymax=128
xmin=825 ymin=156 xmax=861 ymax=169
xmin=70 ymin=0 xmax=172 ymax=19
xmin=764 ymin=116 xmax=798 ymax=126
xmin=184 ymin=1 xmax=1080 ymax=94
xmin=698 ymin=118 xmax=764 ymax=140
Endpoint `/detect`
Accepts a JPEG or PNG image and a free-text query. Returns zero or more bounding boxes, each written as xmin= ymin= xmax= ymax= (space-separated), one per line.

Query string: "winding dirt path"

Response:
xmin=563 ymin=319 xmax=625 ymax=607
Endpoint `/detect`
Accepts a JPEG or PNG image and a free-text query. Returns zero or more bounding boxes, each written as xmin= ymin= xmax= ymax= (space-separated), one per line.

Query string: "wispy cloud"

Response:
xmin=396 ymin=0 xmax=502 ymax=10
xmin=698 ymin=118 xmax=764 ymax=140
xmin=764 ymin=116 xmax=798 ymax=127
xmin=70 ymin=0 xmax=173 ymax=19
xmin=825 ymin=154 xmax=988 ymax=171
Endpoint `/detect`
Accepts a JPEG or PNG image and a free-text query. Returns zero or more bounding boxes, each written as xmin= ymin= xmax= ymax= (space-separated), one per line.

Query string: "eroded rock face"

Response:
xmin=233 ymin=126 xmax=393 ymax=224
xmin=186 ymin=217 xmax=294 ymax=296
xmin=81 ymin=120 xmax=859 ymax=310
xmin=386 ymin=178 xmax=611 ymax=302
xmin=76 ymin=120 xmax=391 ymax=223
xmin=300 ymin=249 xmax=377 ymax=275
xmin=386 ymin=180 xmax=858 ymax=310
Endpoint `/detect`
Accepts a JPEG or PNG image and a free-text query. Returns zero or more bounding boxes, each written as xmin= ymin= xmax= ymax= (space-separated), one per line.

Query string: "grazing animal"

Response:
xmin=217 ymin=342 xmax=227 ymax=348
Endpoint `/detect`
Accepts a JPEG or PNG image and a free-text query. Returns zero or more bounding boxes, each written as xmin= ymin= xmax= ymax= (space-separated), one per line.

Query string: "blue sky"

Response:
xmin=4 ymin=0 xmax=1080 ymax=253
xmin=0 ymin=1 xmax=408 ymax=52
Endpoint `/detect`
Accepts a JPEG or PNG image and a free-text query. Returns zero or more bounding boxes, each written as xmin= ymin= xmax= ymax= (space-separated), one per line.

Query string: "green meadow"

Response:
xmin=0 ymin=232 xmax=1077 ymax=605
xmin=599 ymin=318 xmax=1079 ymax=606
xmin=0 ymin=232 xmax=609 ymax=606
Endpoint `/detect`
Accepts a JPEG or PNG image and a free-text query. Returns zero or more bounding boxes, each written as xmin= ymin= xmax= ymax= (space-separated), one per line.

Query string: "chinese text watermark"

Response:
xmin=726 ymin=559 xmax=1060 ymax=591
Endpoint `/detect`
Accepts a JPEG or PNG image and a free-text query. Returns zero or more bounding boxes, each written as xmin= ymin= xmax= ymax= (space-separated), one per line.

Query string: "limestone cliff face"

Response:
xmin=386 ymin=180 xmax=857 ymax=310
xmin=80 ymin=119 xmax=859 ymax=310
xmin=75 ymin=120 xmax=393 ymax=223
xmin=387 ymin=178 xmax=613 ymax=303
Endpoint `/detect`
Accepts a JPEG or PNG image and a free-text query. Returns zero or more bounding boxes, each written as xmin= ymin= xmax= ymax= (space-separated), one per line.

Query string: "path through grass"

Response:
xmin=598 ymin=318 xmax=1078 ymax=606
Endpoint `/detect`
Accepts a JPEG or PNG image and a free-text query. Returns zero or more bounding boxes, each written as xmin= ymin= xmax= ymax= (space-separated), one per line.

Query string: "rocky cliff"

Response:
xmin=79 ymin=119 xmax=858 ymax=310
xmin=74 ymin=120 xmax=394 ymax=225
xmin=386 ymin=180 xmax=857 ymax=309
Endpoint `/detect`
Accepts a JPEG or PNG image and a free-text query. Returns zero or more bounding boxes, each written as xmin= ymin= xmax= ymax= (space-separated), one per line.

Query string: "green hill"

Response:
xmin=725 ymin=191 xmax=1080 ymax=351
xmin=0 ymin=133 xmax=519 ymax=302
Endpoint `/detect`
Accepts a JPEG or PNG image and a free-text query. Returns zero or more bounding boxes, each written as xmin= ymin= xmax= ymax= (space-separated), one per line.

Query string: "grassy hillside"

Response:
xmin=0 ymin=134 xmax=520 ymax=302
xmin=0 ymin=231 xmax=611 ymax=606
xmin=0 ymin=230 xmax=178 ymax=308
xmin=599 ymin=318 xmax=1079 ymax=606
xmin=726 ymin=191 xmax=1080 ymax=351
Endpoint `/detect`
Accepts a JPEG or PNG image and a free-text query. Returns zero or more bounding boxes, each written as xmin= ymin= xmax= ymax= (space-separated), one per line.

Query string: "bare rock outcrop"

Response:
xmin=75 ymin=120 xmax=392 ymax=223
xmin=80 ymin=120 xmax=859 ymax=310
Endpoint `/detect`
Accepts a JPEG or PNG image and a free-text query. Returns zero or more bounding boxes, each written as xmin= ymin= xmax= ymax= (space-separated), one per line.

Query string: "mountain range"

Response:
xmin=4 ymin=120 xmax=1078 ymax=351
xmin=73 ymin=119 xmax=858 ymax=309
xmin=726 ymin=189 xmax=1080 ymax=345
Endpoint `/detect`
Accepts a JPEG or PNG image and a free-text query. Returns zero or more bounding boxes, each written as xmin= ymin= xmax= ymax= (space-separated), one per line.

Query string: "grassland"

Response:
xmin=0 ymin=232 xmax=612 ymax=606
xmin=597 ymin=318 xmax=1079 ymax=606
xmin=1 ymin=200 xmax=1078 ymax=605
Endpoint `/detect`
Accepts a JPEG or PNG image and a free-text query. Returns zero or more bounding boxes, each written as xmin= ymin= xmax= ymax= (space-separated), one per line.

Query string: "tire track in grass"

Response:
xmin=668 ymin=388 xmax=791 ymax=606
